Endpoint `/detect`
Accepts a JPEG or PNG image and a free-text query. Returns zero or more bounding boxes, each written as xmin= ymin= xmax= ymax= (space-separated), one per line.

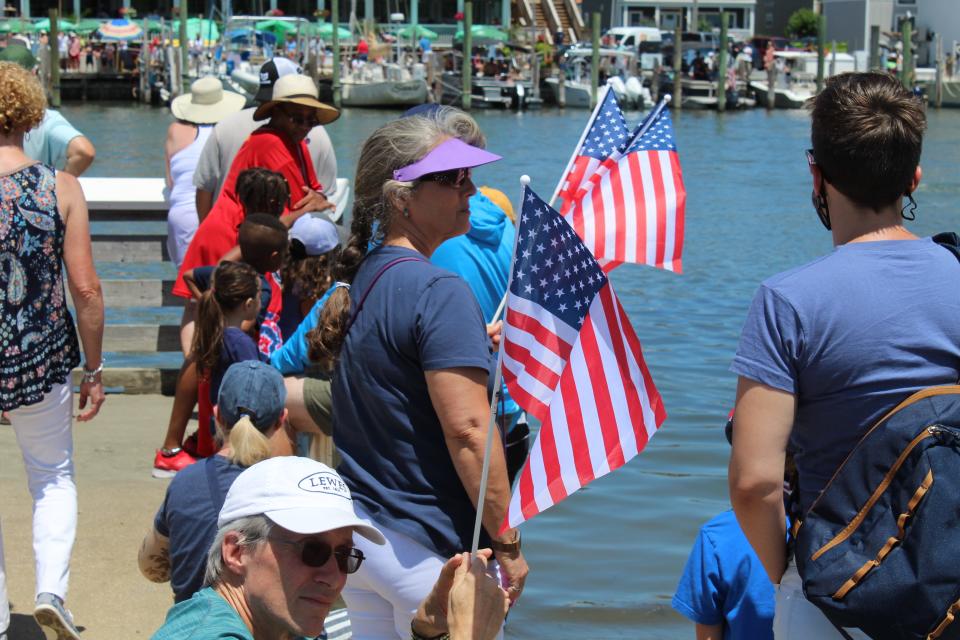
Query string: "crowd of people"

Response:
xmin=0 ymin=20 xmax=956 ymax=640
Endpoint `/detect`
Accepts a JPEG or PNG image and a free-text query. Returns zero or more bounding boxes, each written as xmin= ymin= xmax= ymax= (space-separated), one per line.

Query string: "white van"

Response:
xmin=606 ymin=27 xmax=663 ymax=71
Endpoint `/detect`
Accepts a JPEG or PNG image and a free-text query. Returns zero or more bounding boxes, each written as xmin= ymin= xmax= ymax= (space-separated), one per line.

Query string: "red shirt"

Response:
xmin=173 ymin=127 xmax=320 ymax=299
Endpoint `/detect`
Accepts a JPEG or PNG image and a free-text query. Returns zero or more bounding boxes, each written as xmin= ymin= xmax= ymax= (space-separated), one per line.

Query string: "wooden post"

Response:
xmin=332 ymin=0 xmax=341 ymax=108
xmin=532 ymin=45 xmax=541 ymax=101
xmin=462 ymin=0 xmax=472 ymax=110
xmin=869 ymin=25 xmax=880 ymax=71
xmin=672 ymin=23 xmax=682 ymax=110
xmin=558 ymin=70 xmax=566 ymax=107
xmin=426 ymin=54 xmax=435 ymax=102
xmin=829 ymin=40 xmax=836 ymax=77
xmin=590 ymin=11 xmax=599 ymax=108
xmin=935 ymin=34 xmax=943 ymax=109
xmin=716 ymin=11 xmax=727 ymax=112
xmin=816 ymin=13 xmax=826 ymax=94
xmin=766 ymin=58 xmax=776 ymax=109
xmin=48 ymin=8 xmax=60 ymax=107
xmin=179 ymin=0 xmax=188 ymax=89
xmin=900 ymin=20 xmax=912 ymax=90
xmin=140 ymin=17 xmax=149 ymax=102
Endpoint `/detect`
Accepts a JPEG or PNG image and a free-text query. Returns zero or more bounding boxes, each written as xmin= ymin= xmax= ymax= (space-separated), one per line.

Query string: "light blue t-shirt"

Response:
xmin=151 ymin=587 xmax=252 ymax=639
xmin=672 ymin=510 xmax=775 ymax=639
xmin=23 ymin=109 xmax=83 ymax=171
xmin=731 ymin=238 xmax=960 ymax=511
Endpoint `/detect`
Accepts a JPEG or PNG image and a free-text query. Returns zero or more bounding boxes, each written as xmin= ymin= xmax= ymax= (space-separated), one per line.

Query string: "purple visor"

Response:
xmin=393 ymin=138 xmax=502 ymax=182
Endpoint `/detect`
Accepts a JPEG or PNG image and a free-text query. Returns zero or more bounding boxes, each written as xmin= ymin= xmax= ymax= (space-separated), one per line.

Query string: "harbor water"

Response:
xmin=63 ymin=102 xmax=960 ymax=638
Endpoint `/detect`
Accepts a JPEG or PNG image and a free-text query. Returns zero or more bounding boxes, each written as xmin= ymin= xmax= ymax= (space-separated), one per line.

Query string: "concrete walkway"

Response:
xmin=1 ymin=394 xmax=183 ymax=639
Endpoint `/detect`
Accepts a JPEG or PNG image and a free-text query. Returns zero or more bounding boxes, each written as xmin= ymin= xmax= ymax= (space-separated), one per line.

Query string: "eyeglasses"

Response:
xmin=282 ymin=109 xmax=320 ymax=128
xmin=269 ymin=536 xmax=365 ymax=574
xmin=419 ymin=167 xmax=472 ymax=190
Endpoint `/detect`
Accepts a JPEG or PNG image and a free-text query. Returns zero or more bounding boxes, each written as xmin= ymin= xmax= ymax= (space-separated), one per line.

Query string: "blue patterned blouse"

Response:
xmin=0 ymin=163 xmax=80 ymax=410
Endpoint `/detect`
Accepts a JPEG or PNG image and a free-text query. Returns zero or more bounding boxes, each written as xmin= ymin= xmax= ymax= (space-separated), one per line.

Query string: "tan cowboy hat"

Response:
xmin=252 ymin=73 xmax=340 ymax=125
xmin=170 ymin=76 xmax=246 ymax=125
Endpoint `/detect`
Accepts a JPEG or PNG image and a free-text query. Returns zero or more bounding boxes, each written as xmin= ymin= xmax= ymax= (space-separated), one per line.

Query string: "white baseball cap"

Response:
xmin=218 ymin=457 xmax=385 ymax=544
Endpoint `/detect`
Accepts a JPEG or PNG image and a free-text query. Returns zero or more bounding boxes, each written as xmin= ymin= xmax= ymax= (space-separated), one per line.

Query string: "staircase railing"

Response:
xmin=562 ymin=0 xmax=585 ymax=42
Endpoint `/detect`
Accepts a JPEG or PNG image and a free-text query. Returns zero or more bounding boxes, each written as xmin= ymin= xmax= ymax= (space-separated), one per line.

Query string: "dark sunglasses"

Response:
xmin=281 ymin=109 xmax=320 ymax=128
xmin=269 ymin=537 xmax=365 ymax=574
xmin=419 ymin=167 xmax=471 ymax=189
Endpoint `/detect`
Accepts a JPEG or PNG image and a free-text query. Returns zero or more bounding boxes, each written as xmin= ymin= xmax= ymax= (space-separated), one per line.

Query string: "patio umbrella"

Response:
xmin=97 ymin=18 xmax=143 ymax=41
xmin=454 ymin=24 xmax=508 ymax=44
xmin=0 ymin=20 xmax=13 ymax=33
xmin=76 ymin=18 xmax=105 ymax=35
xmin=33 ymin=17 xmax=78 ymax=32
xmin=311 ymin=21 xmax=350 ymax=39
xmin=397 ymin=24 xmax=438 ymax=41
xmin=255 ymin=19 xmax=298 ymax=36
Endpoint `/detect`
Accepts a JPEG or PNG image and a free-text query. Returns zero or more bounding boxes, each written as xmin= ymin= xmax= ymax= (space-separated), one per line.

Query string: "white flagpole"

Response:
xmin=470 ymin=175 xmax=530 ymax=556
xmin=547 ymin=84 xmax=612 ymax=208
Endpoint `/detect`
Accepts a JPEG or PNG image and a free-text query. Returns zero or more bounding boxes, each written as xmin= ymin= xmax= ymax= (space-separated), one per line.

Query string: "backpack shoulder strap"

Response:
xmin=343 ymin=255 xmax=425 ymax=337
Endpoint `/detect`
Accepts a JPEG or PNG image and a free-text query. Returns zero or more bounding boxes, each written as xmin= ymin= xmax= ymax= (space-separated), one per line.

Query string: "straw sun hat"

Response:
xmin=253 ymin=73 xmax=340 ymax=125
xmin=170 ymin=76 xmax=246 ymax=125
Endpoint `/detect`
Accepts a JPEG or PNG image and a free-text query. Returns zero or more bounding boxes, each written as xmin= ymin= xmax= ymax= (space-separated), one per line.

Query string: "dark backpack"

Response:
xmin=794 ymin=234 xmax=960 ymax=640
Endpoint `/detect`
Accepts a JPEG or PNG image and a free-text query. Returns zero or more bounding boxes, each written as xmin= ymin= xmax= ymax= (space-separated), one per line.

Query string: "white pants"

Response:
xmin=0 ymin=383 xmax=76 ymax=634
xmin=341 ymin=504 xmax=447 ymax=639
xmin=775 ymin=564 xmax=871 ymax=639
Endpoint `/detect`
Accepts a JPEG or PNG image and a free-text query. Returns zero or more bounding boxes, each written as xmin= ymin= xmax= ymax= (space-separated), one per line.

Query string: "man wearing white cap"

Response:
xmin=192 ymin=58 xmax=338 ymax=218
xmin=151 ymin=457 xmax=509 ymax=640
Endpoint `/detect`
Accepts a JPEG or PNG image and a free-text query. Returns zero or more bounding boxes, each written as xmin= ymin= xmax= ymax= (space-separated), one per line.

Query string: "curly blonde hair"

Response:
xmin=0 ymin=61 xmax=46 ymax=136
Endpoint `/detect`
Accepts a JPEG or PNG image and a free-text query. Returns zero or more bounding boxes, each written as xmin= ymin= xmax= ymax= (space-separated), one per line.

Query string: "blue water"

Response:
xmin=62 ymin=101 xmax=960 ymax=638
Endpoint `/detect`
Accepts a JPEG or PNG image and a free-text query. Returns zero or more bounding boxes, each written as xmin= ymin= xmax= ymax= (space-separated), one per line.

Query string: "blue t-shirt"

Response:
xmin=151 ymin=587 xmax=252 ymax=639
xmin=432 ymin=192 xmax=521 ymax=420
xmin=210 ymin=327 xmax=263 ymax=406
xmin=332 ymin=246 xmax=493 ymax=557
xmin=154 ymin=457 xmax=244 ymax=603
xmin=731 ymin=238 xmax=960 ymax=511
xmin=270 ymin=287 xmax=335 ymax=376
xmin=23 ymin=109 xmax=82 ymax=170
xmin=672 ymin=510 xmax=775 ymax=640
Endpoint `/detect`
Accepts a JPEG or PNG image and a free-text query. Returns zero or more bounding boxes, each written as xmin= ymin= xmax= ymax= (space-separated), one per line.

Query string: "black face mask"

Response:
xmin=811 ymin=178 xmax=831 ymax=230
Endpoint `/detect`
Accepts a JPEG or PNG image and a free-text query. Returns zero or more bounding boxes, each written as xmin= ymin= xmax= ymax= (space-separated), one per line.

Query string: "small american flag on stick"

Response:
xmin=500 ymin=185 xmax=666 ymax=532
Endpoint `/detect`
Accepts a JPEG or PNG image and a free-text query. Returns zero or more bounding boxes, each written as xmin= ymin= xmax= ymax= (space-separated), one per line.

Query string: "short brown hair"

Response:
xmin=0 ymin=61 xmax=46 ymax=135
xmin=809 ymin=72 xmax=926 ymax=211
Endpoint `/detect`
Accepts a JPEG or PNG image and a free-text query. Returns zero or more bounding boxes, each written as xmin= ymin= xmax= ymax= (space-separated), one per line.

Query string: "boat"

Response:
xmin=679 ymin=78 xmax=755 ymax=110
xmin=544 ymin=46 xmax=649 ymax=109
xmin=749 ymin=50 xmax=856 ymax=109
xmin=340 ymin=61 xmax=428 ymax=107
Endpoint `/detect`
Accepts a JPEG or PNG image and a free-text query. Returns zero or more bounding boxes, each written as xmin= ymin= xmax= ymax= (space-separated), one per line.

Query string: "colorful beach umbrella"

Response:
xmin=397 ymin=24 xmax=438 ymax=41
xmin=311 ymin=21 xmax=350 ymax=39
xmin=97 ymin=18 xmax=143 ymax=41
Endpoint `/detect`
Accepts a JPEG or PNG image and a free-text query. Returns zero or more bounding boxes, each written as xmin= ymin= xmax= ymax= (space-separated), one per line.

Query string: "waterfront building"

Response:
xmin=754 ymin=0 xmax=811 ymax=37
xmin=588 ymin=0 xmax=757 ymax=40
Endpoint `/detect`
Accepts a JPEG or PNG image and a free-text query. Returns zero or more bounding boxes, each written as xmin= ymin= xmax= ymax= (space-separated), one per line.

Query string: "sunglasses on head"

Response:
xmin=269 ymin=536 xmax=365 ymax=574
xmin=419 ymin=167 xmax=471 ymax=189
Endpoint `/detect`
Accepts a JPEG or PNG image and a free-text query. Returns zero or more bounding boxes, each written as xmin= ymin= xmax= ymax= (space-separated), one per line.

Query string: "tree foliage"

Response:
xmin=786 ymin=8 xmax=818 ymax=39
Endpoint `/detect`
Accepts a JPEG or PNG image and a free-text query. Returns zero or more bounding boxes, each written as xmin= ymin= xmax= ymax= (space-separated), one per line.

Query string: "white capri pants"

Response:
xmin=342 ymin=503 xmax=504 ymax=640
xmin=0 ymin=383 xmax=76 ymax=634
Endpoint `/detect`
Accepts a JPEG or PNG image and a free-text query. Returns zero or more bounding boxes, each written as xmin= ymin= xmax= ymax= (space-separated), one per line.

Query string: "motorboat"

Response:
xmin=340 ymin=61 xmax=428 ymax=107
xmin=679 ymin=77 xmax=755 ymax=110
xmin=749 ymin=50 xmax=855 ymax=109
xmin=544 ymin=46 xmax=648 ymax=109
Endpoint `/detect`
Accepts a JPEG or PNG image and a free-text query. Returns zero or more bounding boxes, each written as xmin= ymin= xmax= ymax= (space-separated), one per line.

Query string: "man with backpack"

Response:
xmin=727 ymin=72 xmax=960 ymax=638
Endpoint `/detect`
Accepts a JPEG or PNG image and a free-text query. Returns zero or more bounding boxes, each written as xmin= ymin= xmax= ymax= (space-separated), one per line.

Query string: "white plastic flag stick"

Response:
xmin=547 ymin=84 xmax=612 ymax=208
xmin=489 ymin=291 xmax=507 ymax=325
xmin=470 ymin=174 xmax=529 ymax=556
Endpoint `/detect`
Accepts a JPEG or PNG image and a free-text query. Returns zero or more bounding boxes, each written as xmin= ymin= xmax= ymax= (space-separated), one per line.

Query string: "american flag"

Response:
xmin=555 ymin=88 xmax=632 ymax=213
xmin=565 ymin=103 xmax=686 ymax=273
xmin=500 ymin=186 xmax=666 ymax=532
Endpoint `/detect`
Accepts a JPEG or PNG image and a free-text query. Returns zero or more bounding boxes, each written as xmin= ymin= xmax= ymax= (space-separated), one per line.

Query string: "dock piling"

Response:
xmin=48 ymin=9 xmax=61 ymax=107
xmin=672 ymin=23 xmax=682 ymax=110
xmin=869 ymin=25 xmax=880 ymax=71
xmin=590 ymin=12 xmax=599 ymax=109
xmin=462 ymin=0 xmax=472 ymax=110
xmin=935 ymin=34 xmax=943 ymax=109
xmin=816 ymin=12 xmax=826 ymax=94
xmin=900 ymin=20 xmax=913 ymax=90
xmin=178 ymin=1 xmax=188 ymax=94
xmin=332 ymin=0 xmax=341 ymax=108
xmin=716 ymin=11 xmax=727 ymax=112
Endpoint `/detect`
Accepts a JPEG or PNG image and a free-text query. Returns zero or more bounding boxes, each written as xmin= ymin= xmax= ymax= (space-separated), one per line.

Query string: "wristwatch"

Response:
xmin=490 ymin=529 xmax=521 ymax=554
